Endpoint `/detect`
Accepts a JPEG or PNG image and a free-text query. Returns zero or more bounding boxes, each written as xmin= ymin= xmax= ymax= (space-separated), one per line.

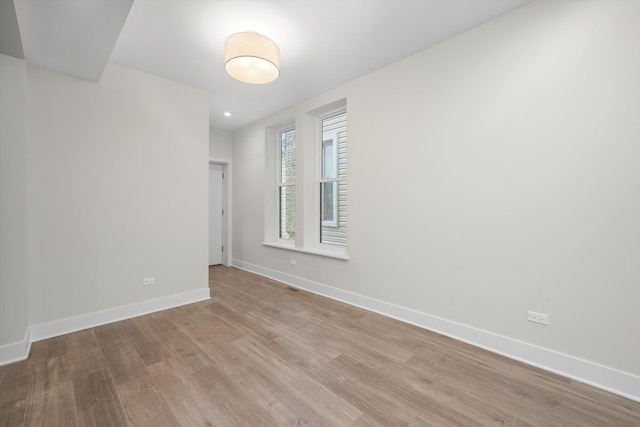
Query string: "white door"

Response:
xmin=209 ymin=164 xmax=224 ymax=265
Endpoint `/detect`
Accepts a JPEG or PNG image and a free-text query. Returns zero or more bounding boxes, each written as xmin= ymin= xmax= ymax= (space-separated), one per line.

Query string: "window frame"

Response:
xmin=277 ymin=126 xmax=296 ymax=241
xmin=262 ymin=99 xmax=349 ymax=260
xmin=320 ymin=133 xmax=339 ymax=227
xmin=317 ymin=108 xmax=347 ymax=248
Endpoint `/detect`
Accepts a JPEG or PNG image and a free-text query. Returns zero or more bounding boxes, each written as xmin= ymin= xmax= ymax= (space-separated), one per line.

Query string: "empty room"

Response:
xmin=1 ymin=0 xmax=639 ymax=425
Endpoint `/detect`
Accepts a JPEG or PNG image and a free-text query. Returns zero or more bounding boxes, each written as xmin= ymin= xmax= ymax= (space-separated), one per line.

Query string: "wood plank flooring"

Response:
xmin=1 ymin=265 xmax=639 ymax=426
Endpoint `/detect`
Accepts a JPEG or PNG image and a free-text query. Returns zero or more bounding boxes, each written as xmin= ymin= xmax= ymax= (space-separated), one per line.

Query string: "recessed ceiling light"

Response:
xmin=223 ymin=112 xmax=231 ymax=117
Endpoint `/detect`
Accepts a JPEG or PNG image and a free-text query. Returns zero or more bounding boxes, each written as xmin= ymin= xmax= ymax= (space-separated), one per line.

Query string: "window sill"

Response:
xmin=262 ymin=241 xmax=350 ymax=261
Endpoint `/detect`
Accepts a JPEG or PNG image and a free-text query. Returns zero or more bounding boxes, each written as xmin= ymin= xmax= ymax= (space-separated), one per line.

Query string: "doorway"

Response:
xmin=209 ymin=163 xmax=224 ymax=265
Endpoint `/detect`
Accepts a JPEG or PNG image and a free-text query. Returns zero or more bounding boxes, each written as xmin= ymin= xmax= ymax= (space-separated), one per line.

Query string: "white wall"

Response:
xmin=210 ymin=127 xmax=232 ymax=160
xmin=27 ymin=63 xmax=209 ymax=325
xmin=232 ymin=0 xmax=640 ymax=383
xmin=0 ymin=54 xmax=29 ymax=348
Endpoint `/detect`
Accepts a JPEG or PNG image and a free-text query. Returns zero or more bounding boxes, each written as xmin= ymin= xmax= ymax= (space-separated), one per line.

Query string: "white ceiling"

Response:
xmin=15 ymin=0 xmax=133 ymax=81
xmin=9 ymin=0 xmax=531 ymax=130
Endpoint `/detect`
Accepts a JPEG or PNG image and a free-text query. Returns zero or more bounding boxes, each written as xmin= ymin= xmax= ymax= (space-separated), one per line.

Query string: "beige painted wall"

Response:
xmin=231 ymin=1 xmax=640 ymax=376
xmin=26 ymin=63 xmax=209 ymax=325
xmin=0 ymin=54 xmax=29 ymax=346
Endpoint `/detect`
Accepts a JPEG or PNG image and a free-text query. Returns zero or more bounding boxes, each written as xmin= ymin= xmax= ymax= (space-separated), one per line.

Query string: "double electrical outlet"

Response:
xmin=527 ymin=310 xmax=548 ymax=325
xmin=142 ymin=277 xmax=156 ymax=286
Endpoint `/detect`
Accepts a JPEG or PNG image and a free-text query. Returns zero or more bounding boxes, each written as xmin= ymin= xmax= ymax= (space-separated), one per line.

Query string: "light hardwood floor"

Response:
xmin=1 ymin=265 xmax=639 ymax=426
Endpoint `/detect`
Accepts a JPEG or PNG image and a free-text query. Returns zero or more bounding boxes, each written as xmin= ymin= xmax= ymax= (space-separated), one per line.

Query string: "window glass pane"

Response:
xmin=321 ymin=182 xmax=337 ymax=224
xmin=280 ymin=185 xmax=296 ymax=239
xmin=320 ymin=112 xmax=347 ymax=246
xmin=322 ymin=138 xmax=336 ymax=179
xmin=280 ymin=129 xmax=295 ymax=184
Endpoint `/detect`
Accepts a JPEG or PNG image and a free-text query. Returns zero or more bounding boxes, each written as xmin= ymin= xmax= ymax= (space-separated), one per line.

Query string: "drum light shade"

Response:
xmin=224 ymin=32 xmax=280 ymax=84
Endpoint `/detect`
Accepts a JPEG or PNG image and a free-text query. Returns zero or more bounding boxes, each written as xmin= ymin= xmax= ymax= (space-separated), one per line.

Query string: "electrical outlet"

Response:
xmin=142 ymin=277 xmax=156 ymax=286
xmin=528 ymin=310 xmax=548 ymax=325
xmin=289 ymin=258 xmax=296 ymax=265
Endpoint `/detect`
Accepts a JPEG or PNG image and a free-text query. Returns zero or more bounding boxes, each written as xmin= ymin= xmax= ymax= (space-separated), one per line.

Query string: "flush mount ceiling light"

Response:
xmin=225 ymin=32 xmax=280 ymax=84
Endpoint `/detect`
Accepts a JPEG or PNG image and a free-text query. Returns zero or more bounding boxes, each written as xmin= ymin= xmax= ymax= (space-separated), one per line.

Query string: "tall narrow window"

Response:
xmin=279 ymin=128 xmax=296 ymax=239
xmin=320 ymin=111 xmax=347 ymax=245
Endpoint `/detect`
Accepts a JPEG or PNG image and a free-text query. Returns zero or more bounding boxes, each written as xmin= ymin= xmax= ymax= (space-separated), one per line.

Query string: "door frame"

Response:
xmin=209 ymin=157 xmax=231 ymax=266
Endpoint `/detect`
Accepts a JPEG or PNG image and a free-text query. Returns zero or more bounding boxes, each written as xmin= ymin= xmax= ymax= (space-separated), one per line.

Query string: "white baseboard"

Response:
xmin=232 ymin=259 xmax=640 ymax=403
xmin=0 ymin=329 xmax=31 ymax=366
xmin=0 ymin=288 xmax=210 ymax=366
